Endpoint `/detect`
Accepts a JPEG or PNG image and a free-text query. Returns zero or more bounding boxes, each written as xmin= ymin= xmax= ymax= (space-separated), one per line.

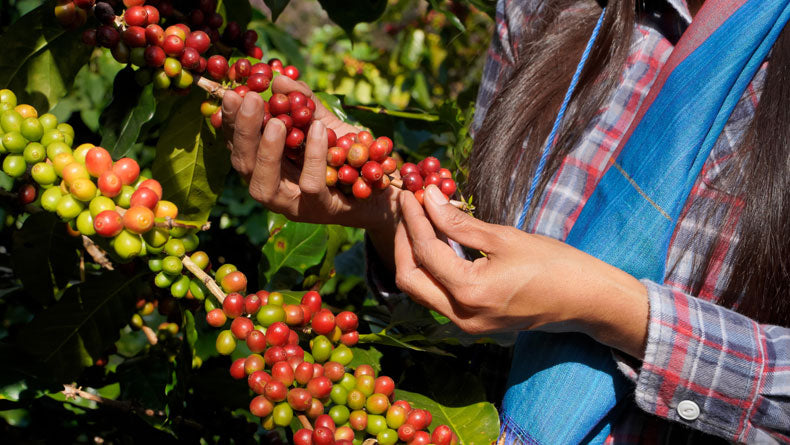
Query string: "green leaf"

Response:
xmin=117 ymin=353 xmax=172 ymax=411
xmin=257 ymin=21 xmax=306 ymax=71
xmin=264 ymin=0 xmax=290 ymax=21
xmin=347 ymin=346 xmax=382 ymax=372
xmin=217 ymin=0 xmax=253 ymax=29
xmin=99 ymin=68 xmax=156 ymax=158
xmin=260 ymin=221 xmax=327 ymax=281
xmin=152 ymin=91 xmax=231 ymax=222
xmin=358 ymin=331 xmax=451 ymax=356
xmin=315 ymin=92 xmax=348 ymax=122
xmin=395 ymin=389 xmax=499 ymax=445
xmin=11 ymin=212 xmax=80 ymax=306
xmin=428 ymin=0 xmax=466 ymax=31
xmin=319 ymin=225 xmax=347 ymax=281
xmin=0 ymin=3 xmax=92 ymax=111
xmin=317 ymin=0 xmax=388 ymax=36
xmin=16 ymin=271 xmax=143 ymax=383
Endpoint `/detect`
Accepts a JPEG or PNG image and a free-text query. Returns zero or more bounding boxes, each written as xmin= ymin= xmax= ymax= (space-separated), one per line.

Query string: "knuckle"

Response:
xmin=299 ymin=180 xmax=323 ymax=196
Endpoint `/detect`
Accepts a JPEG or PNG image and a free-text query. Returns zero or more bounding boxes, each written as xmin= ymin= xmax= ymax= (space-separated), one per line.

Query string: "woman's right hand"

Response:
xmin=221 ymin=76 xmax=400 ymax=263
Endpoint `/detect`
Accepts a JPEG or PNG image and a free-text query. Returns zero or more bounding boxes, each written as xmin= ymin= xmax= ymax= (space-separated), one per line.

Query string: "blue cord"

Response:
xmin=515 ymin=8 xmax=607 ymax=230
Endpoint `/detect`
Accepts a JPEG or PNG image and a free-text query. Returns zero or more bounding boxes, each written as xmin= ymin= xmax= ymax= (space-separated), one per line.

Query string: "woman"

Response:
xmin=221 ymin=0 xmax=790 ymax=442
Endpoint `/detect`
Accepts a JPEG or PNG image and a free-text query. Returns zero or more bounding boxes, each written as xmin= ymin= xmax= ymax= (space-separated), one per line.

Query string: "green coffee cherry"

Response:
xmin=2 ymin=132 xmax=27 ymax=153
xmin=20 ymin=117 xmax=43 ymax=141
xmin=2 ymin=155 xmax=26 ymax=178
xmin=170 ymin=274 xmax=190 ymax=298
xmin=113 ymin=230 xmax=142 ymax=260
xmin=31 ymin=162 xmax=56 ymax=185
xmin=40 ymin=186 xmax=63 ymax=211
xmin=23 ymin=142 xmax=46 ymax=163
xmin=164 ymin=238 xmax=185 ymax=257
xmin=38 ymin=113 xmax=57 ymax=131
xmin=162 ymin=255 xmax=183 ymax=275
xmin=154 ymin=271 xmax=175 ymax=288
xmin=76 ymin=210 xmax=95 ymax=236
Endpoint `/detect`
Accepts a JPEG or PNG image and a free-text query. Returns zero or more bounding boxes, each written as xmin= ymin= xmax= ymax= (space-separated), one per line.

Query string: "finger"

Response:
xmin=299 ymin=120 xmax=329 ymax=197
xmin=229 ymin=94 xmax=265 ymax=178
xmin=221 ymin=90 xmax=243 ymax=148
xmin=271 ymin=75 xmax=313 ymax=97
xmin=422 ymin=185 xmax=500 ymax=252
xmin=248 ymin=118 xmax=287 ymax=204
xmin=393 ymin=222 xmax=459 ymax=317
xmin=399 ymin=192 xmax=471 ymax=292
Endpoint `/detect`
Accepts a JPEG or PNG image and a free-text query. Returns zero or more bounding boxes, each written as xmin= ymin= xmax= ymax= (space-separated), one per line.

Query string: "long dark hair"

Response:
xmin=467 ymin=0 xmax=790 ymax=326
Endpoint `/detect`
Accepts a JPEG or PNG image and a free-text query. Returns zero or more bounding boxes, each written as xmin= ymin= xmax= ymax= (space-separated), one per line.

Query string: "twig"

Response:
xmin=297 ymin=414 xmax=313 ymax=430
xmin=141 ymin=325 xmax=158 ymax=345
xmin=82 ymin=236 xmax=114 ymax=271
xmin=62 ymin=384 xmax=133 ymax=412
xmin=387 ymin=176 xmax=469 ymax=210
xmin=181 ymin=255 xmax=226 ymax=303
xmin=195 ymin=75 xmax=226 ymax=99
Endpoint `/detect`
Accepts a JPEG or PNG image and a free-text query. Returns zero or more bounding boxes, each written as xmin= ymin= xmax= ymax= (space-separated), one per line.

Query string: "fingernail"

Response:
xmin=240 ymin=95 xmax=258 ymax=115
xmin=221 ymin=91 xmax=239 ymax=113
xmin=263 ymin=118 xmax=284 ymax=137
xmin=425 ymin=185 xmax=448 ymax=205
xmin=310 ymin=120 xmax=325 ymax=139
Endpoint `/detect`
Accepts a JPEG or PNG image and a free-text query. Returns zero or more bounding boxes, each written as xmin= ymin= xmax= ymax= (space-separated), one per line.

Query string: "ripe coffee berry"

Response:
xmin=235 ymin=59 xmax=252 ymax=78
xmin=264 ymin=379 xmax=287 ymax=402
xmin=402 ymin=173 xmax=424 ymax=193
xmin=293 ymin=429 xmax=312 ymax=445
xmin=264 ymin=346 xmax=287 ymax=366
xmin=440 ymin=178 xmax=457 ymax=196
xmin=221 ymin=271 xmax=247 ymax=293
xmin=185 ymin=30 xmax=211 ymax=53
xmin=352 ymin=178 xmax=372 ymax=199
xmin=301 ymin=291 xmax=322 ymax=314
xmin=246 ymin=329 xmax=266 ymax=353
xmin=285 ymin=127 xmax=305 ymax=149
xmin=180 ymin=47 xmax=201 ymax=70
xmin=269 ymin=93 xmax=290 ymax=115
xmin=97 ymin=26 xmax=120 ymax=48
xmin=307 ymin=376 xmax=333 ymax=399
xmin=230 ymin=316 xmax=254 ymax=340
xmin=246 ymin=73 xmax=270 ymax=92
xmin=144 ymin=5 xmax=159 ymax=24
xmin=337 ymin=165 xmax=359 ymax=185
xmin=283 ymin=65 xmax=299 ymax=80
xmin=340 ymin=330 xmax=359 ymax=347
xmin=271 ymin=361 xmax=295 ymax=386
xmin=123 ymin=206 xmax=154 ymax=234
xmin=265 ymin=322 xmax=290 ymax=346
xmin=347 ymin=143 xmax=369 ymax=168
xmin=206 ymin=308 xmax=227 ymax=327
xmin=207 ymin=55 xmax=229 ymax=80
xmin=311 ymin=310 xmax=335 ymax=335
xmin=98 ymin=171 xmax=122 ymax=197
xmin=287 ymin=388 xmax=312 ymax=411
xmin=361 ymin=161 xmax=383 ymax=183
xmin=229 ymin=358 xmax=246 ymax=379
xmin=250 ymin=395 xmax=274 ymax=417
xmin=233 ymin=85 xmax=250 ymax=97
xmin=222 ymin=292 xmax=245 ymax=318
xmin=144 ymin=45 xmax=166 ymax=67
xmin=130 ymin=187 xmax=159 ymax=209
xmin=283 ymin=304 xmax=305 ymax=326
xmin=244 ymin=294 xmax=262 ymax=315
xmin=291 ymin=106 xmax=312 ymax=128
xmin=400 ymin=162 xmax=420 ymax=177
xmin=124 ymin=6 xmax=147 ymax=26
xmin=381 ymin=157 xmax=397 ymax=174
xmin=123 ymin=26 xmax=147 ymax=47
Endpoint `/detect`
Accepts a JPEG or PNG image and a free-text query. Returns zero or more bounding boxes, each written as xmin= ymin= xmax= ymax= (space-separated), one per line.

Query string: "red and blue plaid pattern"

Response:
xmin=473 ymin=0 xmax=790 ymax=443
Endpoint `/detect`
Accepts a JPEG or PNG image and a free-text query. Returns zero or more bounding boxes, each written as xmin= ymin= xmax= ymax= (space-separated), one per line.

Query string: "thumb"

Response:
xmin=422 ymin=185 xmax=496 ymax=252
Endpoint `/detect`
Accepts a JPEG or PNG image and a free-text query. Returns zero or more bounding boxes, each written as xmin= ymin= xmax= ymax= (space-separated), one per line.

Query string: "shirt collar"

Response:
xmin=667 ymin=0 xmax=692 ymax=23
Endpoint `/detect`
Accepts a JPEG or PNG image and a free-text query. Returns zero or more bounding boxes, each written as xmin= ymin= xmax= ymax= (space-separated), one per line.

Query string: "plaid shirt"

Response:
xmin=473 ymin=0 xmax=790 ymax=443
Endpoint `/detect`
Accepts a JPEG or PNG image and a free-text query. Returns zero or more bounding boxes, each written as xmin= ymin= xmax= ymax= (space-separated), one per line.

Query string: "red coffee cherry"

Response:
xmin=123 ymin=26 xmax=147 ymax=47
xmin=246 ymin=329 xmax=267 ymax=353
xmin=206 ymin=308 xmax=227 ymax=327
xmin=250 ymin=395 xmax=274 ymax=417
xmin=381 ymin=157 xmax=397 ymax=174
xmin=293 ymin=429 xmax=313 ymax=445
xmin=124 ymin=6 xmax=148 ymax=26
xmin=271 ymin=360 xmax=295 ymax=386
xmin=98 ymin=171 xmax=122 ymax=197
xmin=326 ymin=128 xmax=337 ymax=147
xmin=291 ymin=106 xmax=312 ymax=128
xmin=307 ymin=376 xmax=332 ymax=399
xmin=440 ymin=178 xmax=457 ymax=196
xmin=357 ymin=130 xmax=374 ymax=147
xmin=327 ymin=147 xmax=346 ymax=167
xmin=162 ymin=34 xmax=185 ymax=57
xmin=206 ymin=55 xmax=229 ymax=80
xmin=266 ymin=322 xmax=290 ymax=347
xmin=222 ymin=292 xmax=245 ymax=318
xmin=340 ymin=330 xmax=359 ymax=347
xmin=248 ymin=370 xmax=271 ymax=394
xmin=264 ymin=379 xmax=287 ymax=402
xmin=230 ymin=316 xmax=254 ymax=340
xmin=122 ymin=206 xmax=154 ymax=234
xmin=400 ymin=162 xmax=419 ymax=178
xmin=130 ymin=187 xmax=159 ymax=209
xmin=287 ymin=388 xmax=312 ymax=411
xmin=185 ymin=30 xmax=211 ymax=53
xmin=264 ymin=346 xmax=287 ymax=366
xmin=421 ymin=156 xmax=441 ymax=176
xmin=229 ymin=357 xmax=246 ymax=379
xmin=402 ymin=173 xmax=424 ymax=193
xmin=283 ymin=65 xmax=299 ymax=80
xmin=251 ymin=62 xmax=273 ymax=77
xmin=346 ymin=143 xmax=369 ymax=168
xmin=285 ymin=127 xmax=305 ymax=149
xmin=144 ymin=5 xmax=159 ymax=25
xmin=337 ymin=165 xmax=358 ymax=185
xmin=113 ymin=158 xmax=140 ymax=185
xmin=94 ymin=210 xmax=123 ymax=237
xmin=301 ymin=291 xmax=322 ymax=314
xmin=311 ymin=310 xmax=335 ymax=335
xmin=268 ymin=93 xmax=290 ymax=115
xmin=247 ymin=73 xmax=270 ymax=92
xmin=361 ymin=161 xmax=383 ymax=183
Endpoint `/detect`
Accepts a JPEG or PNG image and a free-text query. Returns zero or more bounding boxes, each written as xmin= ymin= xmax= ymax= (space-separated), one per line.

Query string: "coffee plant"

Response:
xmin=0 ymin=0 xmax=506 ymax=443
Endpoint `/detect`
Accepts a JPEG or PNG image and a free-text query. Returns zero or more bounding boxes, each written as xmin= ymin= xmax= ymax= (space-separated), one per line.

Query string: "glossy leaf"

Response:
xmin=16 ymin=272 xmax=142 ymax=383
xmin=118 ymin=353 xmax=172 ymax=411
xmin=264 ymin=0 xmax=290 ymax=22
xmin=395 ymin=388 xmax=499 ymax=445
xmin=260 ymin=221 xmax=327 ymax=281
xmin=99 ymin=68 xmax=156 ymax=158
xmin=315 ymin=92 xmax=349 ymax=122
xmin=11 ymin=212 xmax=79 ymax=306
xmin=0 ymin=4 xmax=92 ymax=111
xmin=152 ymin=91 xmax=231 ymax=222
xmin=317 ymin=0 xmax=388 ymax=36
xmin=347 ymin=346 xmax=382 ymax=372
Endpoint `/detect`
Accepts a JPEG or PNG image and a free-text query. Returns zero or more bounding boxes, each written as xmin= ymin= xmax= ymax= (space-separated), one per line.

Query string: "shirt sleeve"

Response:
xmin=632 ymin=280 xmax=790 ymax=443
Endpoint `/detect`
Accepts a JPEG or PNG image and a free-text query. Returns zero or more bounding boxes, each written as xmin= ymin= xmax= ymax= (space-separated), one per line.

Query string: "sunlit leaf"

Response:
xmin=99 ymin=68 xmax=156 ymax=158
xmin=260 ymin=221 xmax=327 ymax=282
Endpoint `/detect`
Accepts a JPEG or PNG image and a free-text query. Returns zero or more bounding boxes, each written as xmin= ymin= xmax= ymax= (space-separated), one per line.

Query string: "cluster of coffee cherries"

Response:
xmin=324 ymin=130 xmax=397 ymax=200
xmin=201 ymin=58 xmax=301 ymax=130
xmin=205 ymin=286 xmax=457 ymax=445
xmin=396 ymin=157 xmax=456 ymax=205
xmin=63 ymin=0 xmax=300 ymax=119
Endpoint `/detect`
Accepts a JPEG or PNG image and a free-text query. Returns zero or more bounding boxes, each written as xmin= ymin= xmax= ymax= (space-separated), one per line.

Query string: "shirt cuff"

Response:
xmin=633 ymin=280 xmax=774 ymax=441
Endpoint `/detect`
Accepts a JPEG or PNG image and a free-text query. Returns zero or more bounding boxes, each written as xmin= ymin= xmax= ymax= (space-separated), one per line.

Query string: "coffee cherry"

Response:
xmin=440 ymin=178 xmax=457 ymax=196
xmin=257 ymin=304 xmax=286 ymax=327
xmin=244 ymin=294 xmax=262 ymax=315
xmin=123 ymin=205 xmax=155 ymax=234
xmin=125 ymin=5 xmax=148 ymax=26
xmin=248 ymin=369 xmax=271 ymax=394
xmin=347 ymin=143 xmax=369 ymax=168
xmin=361 ymin=161 xmax=383 ymax=183
xmin=402 ymin=173 xmax=424 ymax=193
xmin=185 ymin=30 xmax=210 ymax=53
xmin=230 ymin=316 xmax=254 ymax=340
xmin=222 ymin=292 xmax=245 ymax=318
xmin=400 ymin=162 xmax=419 ymax=177
xmin=206 ymin=55 xmax=229 ymax=80
xmin=264 ymin=379 xmax=287 ymax=402
xmin=233 ymin=85 xmax=250 ymax=97
xmin=271 ymin=361 xmax=295 ymax=386
xmin=340 ymin=330 xmax=359 ymax=347
xmin=247 ymin=73 xmax=270 ymax=92
xmin=245 ymin=354 xmax=266 ymax=375
xmin=307 ymin=376 xmax=332 ymax=399
xmin=76 ymin=211 xmax=95 ymax=235
xmin=221 ymin=270 xmax=247 ymax=293
xmin=287 ymin=387 xmax=312 ymax=411
xmin=97 ymin=25 xmax=120 ymax=48
xmin=406 ymin=409 xmax=431 ymax=430
xmin=311 ymin=310 xmax=335 ymax=335
xmin=206 ymin=308 xmax=227 ymax=327
xmin=113 ymin=158 xmax=140 ymax=185
xmin=94 ymin=210 xmax=123 ymax=237
xmin=300 ymin=290 xmax=322 ymax=314
xmin=352 ymin=178 xmax=372 ymax=199
xmin=283 ymin=65 xmax=299 ymax=80
xmin=337 ymin=165 xmax=358 ymax=185
xmin=144 ymin=5 xmax=159 ymax=24
xmin=325 ymin=166 xmax=338 ymax=187
xmin=250 ymin=395 xmax=274 ymax=417
xmin=129 ymin=187 xmax=159 ymax=209
xmin=285 ymin=127 xmax=305 ymax=149
xmin=291 ymin=106 xmax=312 ymax=129
xmin=268 ymin=93 xmax=290 ymax=115
xmin=425 ymin=173 xmax=442 ymax=187
xmin=266 ymin=321 xmax=290 ymax=346
xmin=70 ymin=178 xmax=97 ymax=202
xmin=349 ymin=410 xmax=368 ymax=431
xmin=113 ymin=230 xmax=142 ymax=259
xmin=293 ymin=429 xmax=312 ymax=445
xmin=367 ymin=414 xmax=388 ymax=436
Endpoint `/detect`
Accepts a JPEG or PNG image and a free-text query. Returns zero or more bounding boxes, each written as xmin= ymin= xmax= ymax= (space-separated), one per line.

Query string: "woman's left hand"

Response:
xmin=394 ymin=185 xmax=650 ymax=359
